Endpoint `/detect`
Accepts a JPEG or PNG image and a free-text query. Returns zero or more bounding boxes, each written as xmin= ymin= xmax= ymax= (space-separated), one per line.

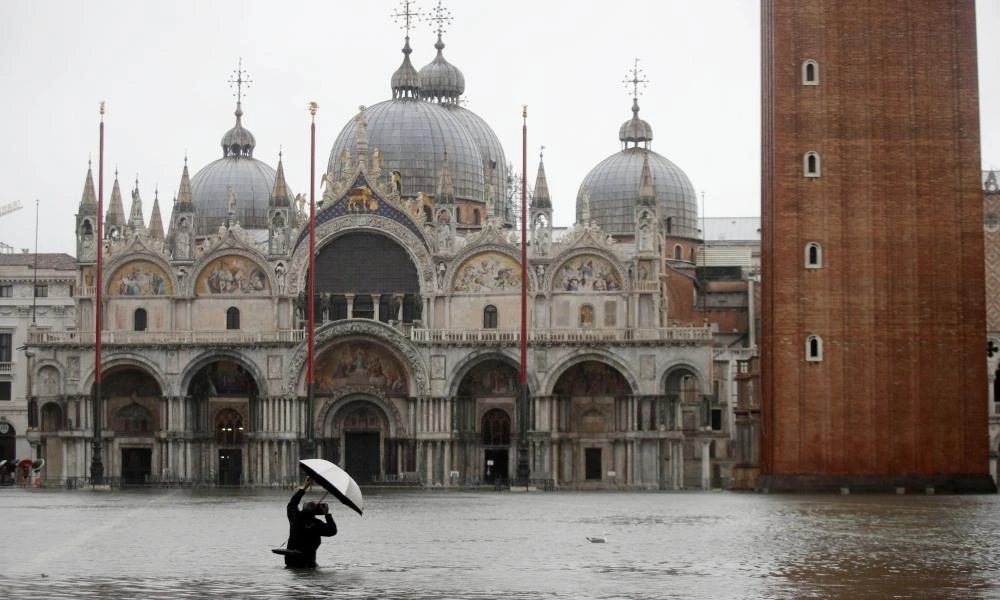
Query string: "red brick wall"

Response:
xmin=761 ymin=0 xmax=989 ymax=480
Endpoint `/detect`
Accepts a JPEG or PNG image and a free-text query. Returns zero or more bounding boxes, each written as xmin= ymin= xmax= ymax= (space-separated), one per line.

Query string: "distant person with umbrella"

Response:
xmin=284 ymin=475 xmax=337 ymax=568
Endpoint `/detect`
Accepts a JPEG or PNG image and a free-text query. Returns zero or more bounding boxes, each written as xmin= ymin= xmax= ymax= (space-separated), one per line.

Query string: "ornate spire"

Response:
xmin=619 ymin=58 xmax=653 ymax=148
xmin=436 ymin=144 xmax=455 ymax=203
xmin=639 ymin=152 xmax=656 ymax=205
xmin=148 ymin=188 xmax=165 ymax=240
xmin=106 ymin=170 xmax=126 ymax=230
xmin=128 ymin=176 xmax=146 ymax=233
xmin=221 ymin=59 xmax=256 ymax=158
xmin=531 ymin=147 xmax=551 ymax=209
xmin=354 ymin=106 xmax=369 ymax=167
xmin=391 ymin=1 xmax=423 ymax=99
xmin=79 ymin=160 xmax=98 ymax=214
xmin=418 ymin=1 xmax=465 ymax=103
xmin=175 ymin=156 xmax=194 ymax=211
xmin=271 ymin=151 xmax=291 ymax=207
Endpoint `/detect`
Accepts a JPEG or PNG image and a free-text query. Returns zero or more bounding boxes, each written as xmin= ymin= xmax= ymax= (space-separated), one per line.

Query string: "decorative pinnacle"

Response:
xmin=522 ymin=105 xmax=527 ymax=119
xmin=539 ymin=145 xmax=545 ymax=161
xmin=623 ymin=58 xmax=649 ymax=101
xmin=392 ymin=0 xmax=424 ymax=35
xmin=309 ymin=101 xmax=318 ymax=119
xmin=229 ymin=58 xmax=253 ymax=104
xmin=428 ymin=0 xmax=452 ymax=37
xmin=99 ymin=100 xmax=105 ymax=115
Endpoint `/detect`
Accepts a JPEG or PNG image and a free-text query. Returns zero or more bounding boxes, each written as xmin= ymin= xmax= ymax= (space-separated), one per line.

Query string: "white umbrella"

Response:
xmin=298 ymin=459 xmax=364 ymax=516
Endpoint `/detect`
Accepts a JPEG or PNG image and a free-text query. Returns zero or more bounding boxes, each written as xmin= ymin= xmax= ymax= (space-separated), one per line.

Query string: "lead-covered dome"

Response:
xmin=191 ymin=102 xmax=290 ymax=235
xmin=418 ymin=35 xmax=465 ymax=103
xmin=577 ymin=99 xmax=698 ymax=238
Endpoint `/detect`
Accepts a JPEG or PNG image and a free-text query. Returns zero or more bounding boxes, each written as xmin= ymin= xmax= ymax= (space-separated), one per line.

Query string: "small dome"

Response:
xmin=577 ymin=148 xmax=698 ymax=238
xmin=328 ymin=100 xmax=484 ymax=202
xmin=190 ymin=157 xmax=287 ymax=235
xmin=619 ymin=98 xmax=653 ymax=145
xmin=418 ymin=35 xmax=465 ymax=103
xmin=391 ymin=37 xmax=421 ymax=99
xmin=221 ymin=102 xmax=256 ymax=158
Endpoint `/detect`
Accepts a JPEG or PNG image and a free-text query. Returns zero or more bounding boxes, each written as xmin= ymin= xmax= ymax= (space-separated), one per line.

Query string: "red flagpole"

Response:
xmin=92 ymin=102 xmax=106 ymax=484
xmin=306 ymin=102 xmax=318 ymax=458
xmin=516 ymin=105 xmax=530 ymax=485
xmin=520 ymin=106 xmax=528 ymax=388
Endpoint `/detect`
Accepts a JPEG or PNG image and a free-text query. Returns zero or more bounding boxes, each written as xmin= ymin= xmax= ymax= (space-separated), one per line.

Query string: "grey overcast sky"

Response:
xmin=1 ymin=1 xmax=998 ymax=256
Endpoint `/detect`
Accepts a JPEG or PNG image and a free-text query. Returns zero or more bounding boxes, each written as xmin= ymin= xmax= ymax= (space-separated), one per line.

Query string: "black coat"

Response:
xmin=285 ymin=488 xmax=337 ymax=567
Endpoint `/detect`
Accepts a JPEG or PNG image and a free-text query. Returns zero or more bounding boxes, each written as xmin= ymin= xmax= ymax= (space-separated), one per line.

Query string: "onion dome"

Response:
xmin=328 ymin=101 xmax=484 ymax=203
xmin=577 ymin=102 xmax=697 ymax=237
xmin=418 ymin=34 xmax=465 ymax=103
xmin=619 ymin=98 xmax=654 ymax=147
xmin=391 ymin=37 xmax=421 ymax=99
xmin=190 ymin=102 xmax=291 ymax=235
xmin=221 ymin=102 xmax=256 ymax=158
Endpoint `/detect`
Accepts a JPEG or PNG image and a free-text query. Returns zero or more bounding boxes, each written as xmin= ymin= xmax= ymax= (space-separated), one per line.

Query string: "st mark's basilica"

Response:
xmin=11 ymin=12 xmax=758 ymax=490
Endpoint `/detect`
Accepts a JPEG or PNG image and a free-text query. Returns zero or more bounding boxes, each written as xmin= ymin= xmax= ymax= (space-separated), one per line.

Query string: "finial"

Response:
xmin=522 ymin=105 xmax=527 ymax=119
xmin=279 ymin=146 xmax=283 ymax=160
xmin=155 ymin=185 xmax=159 ymax=200
xmin=539 ymin=145 xmax=545 ymax=161
xmin=135 ymin=174 xmax=139 ymax=190
xmin=392 ymin=0 xmax=424 ymax=36
xmin=428 ymin=0 xmax=452 ymax=37
xmin=183 ymin=153 xmax=188 ymax=167
xmin=88 ymin=156 xmax=92 ymax=168
xmin=623 ymin=58 xmax=649 ymax=102
xmin=229 ymin=58 xmax=253 ymax=105
xmin=309 ymin=101 xmax=318 ymax=120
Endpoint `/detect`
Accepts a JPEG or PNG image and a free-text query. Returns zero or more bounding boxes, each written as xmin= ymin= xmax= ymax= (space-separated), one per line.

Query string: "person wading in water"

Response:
xmin=284 ymin=476 xmax=337 ymax=568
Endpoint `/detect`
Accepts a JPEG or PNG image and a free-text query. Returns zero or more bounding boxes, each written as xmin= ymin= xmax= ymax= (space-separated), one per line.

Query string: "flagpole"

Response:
xmin=91 ymin=102 xmax=105 ymax=485
xmin=306 ymin=102 xmax=318 ymax=459
xmin=516 ymin=105 xmax=530 ymax=486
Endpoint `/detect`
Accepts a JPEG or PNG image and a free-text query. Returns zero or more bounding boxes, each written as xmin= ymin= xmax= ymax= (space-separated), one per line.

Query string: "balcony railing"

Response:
xmin=410 ymin=326 xmax=712 ymax=344
xmin=28 ymin=325 xmax=712 ymax=347
xmin=0 ymin=361 xmax=12 ymax=374
xmin=28 ymin=330 xmax=306 ymax=346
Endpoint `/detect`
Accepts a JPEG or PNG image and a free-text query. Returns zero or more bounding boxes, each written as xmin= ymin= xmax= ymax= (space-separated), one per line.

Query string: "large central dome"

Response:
xmin=327 ymin=33 xmax=507 ymax=220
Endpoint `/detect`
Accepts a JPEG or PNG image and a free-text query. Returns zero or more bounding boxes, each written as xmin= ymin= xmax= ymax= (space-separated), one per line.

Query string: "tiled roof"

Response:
xmin=0 ymin=253 xmax=77 ymax=270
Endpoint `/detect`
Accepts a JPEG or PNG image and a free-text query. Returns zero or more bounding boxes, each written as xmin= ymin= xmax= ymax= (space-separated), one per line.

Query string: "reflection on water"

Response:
xmin=0 ymin=488 xmax=998 ymax=599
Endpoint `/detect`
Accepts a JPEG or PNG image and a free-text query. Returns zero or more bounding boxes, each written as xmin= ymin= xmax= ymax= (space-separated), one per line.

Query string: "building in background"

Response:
xmin=0 ymin=252 xmax=76 ymax=483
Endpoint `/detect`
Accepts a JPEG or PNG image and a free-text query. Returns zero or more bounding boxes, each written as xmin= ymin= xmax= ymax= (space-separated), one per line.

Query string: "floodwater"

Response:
xmin=1 ymin=487 xmax=999 ymax=599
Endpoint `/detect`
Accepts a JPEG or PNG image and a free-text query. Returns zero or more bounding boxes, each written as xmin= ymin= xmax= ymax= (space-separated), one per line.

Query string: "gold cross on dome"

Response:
xmin=623 ymin=58 xmax=649 ymax=100
xmin=228 ymin=58 xmax=253 ymax=103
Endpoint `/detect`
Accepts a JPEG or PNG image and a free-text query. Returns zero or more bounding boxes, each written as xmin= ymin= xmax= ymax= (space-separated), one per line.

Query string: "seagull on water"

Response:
xmin=586 ymin=534 xmax=608 ymax=543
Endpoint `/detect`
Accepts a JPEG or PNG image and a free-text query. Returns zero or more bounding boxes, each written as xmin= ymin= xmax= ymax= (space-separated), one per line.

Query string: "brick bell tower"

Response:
xmin=760 ymin=0 xmax=996 ymax=492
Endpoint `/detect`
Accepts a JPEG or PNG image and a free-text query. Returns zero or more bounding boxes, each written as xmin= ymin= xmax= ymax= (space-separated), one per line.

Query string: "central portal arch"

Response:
xmin=318 ymin=391 xmax=409 ymax=484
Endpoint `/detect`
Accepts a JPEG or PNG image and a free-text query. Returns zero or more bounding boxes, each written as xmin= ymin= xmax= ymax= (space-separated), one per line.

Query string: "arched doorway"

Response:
xmin=103 ymin=367 xmax=161 ymax=485
xmin=552 ymin=360 xmax=631 ymax=486
xmin=0 ymin=420 xmax=15 ymax=485
xmin=41 ymin=403 xmax=63 ymax=432
xmin=457 ymin=359 xmax=520 ymax=483
xmin=214 ymin=408 xmax=245 ymax=486
xmin=481 ymin=408 xmax=510 ymax=483
xmin=323 ymin=399 xmax=391 ymax=484
xmin=188 ymin=359 xmax=258 ymax=483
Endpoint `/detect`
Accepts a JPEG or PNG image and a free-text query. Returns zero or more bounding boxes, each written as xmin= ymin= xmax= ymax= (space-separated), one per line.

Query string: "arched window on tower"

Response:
xmin=674 ymin=244 xmax=683 ymax=260
xmin=805 ymin=242 xmax=823 ymax=268
xmin=806 ymin=335 xmax=823 ymax=362
xmin=133 ymin=308 xmax=147 ymax=332
xmin=226 ymin=307 xmax=240 ymax=330
xmin=802 ymin=59 xmax=819 ymax=85
xmin=483 ymin=305 xmax=498 ymax=329
xmin=804 ymin=152 xmax=821 ymax=177
xmin=473 ymin=209 xmax=481 ymax=225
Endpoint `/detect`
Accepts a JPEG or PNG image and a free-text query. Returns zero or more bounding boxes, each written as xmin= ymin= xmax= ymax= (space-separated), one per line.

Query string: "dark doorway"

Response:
xmin=585 ymin=448 xmax=602 ymax=480
xmin=484 ymin=448 xmax=508 ymax=483
xmin=218 ymin=449 xmax=242 ymax=486
xmin=345 ymin=432 xmax=380 ymax=483
xmin=121 ymin=448 xmax=152 ymax=485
